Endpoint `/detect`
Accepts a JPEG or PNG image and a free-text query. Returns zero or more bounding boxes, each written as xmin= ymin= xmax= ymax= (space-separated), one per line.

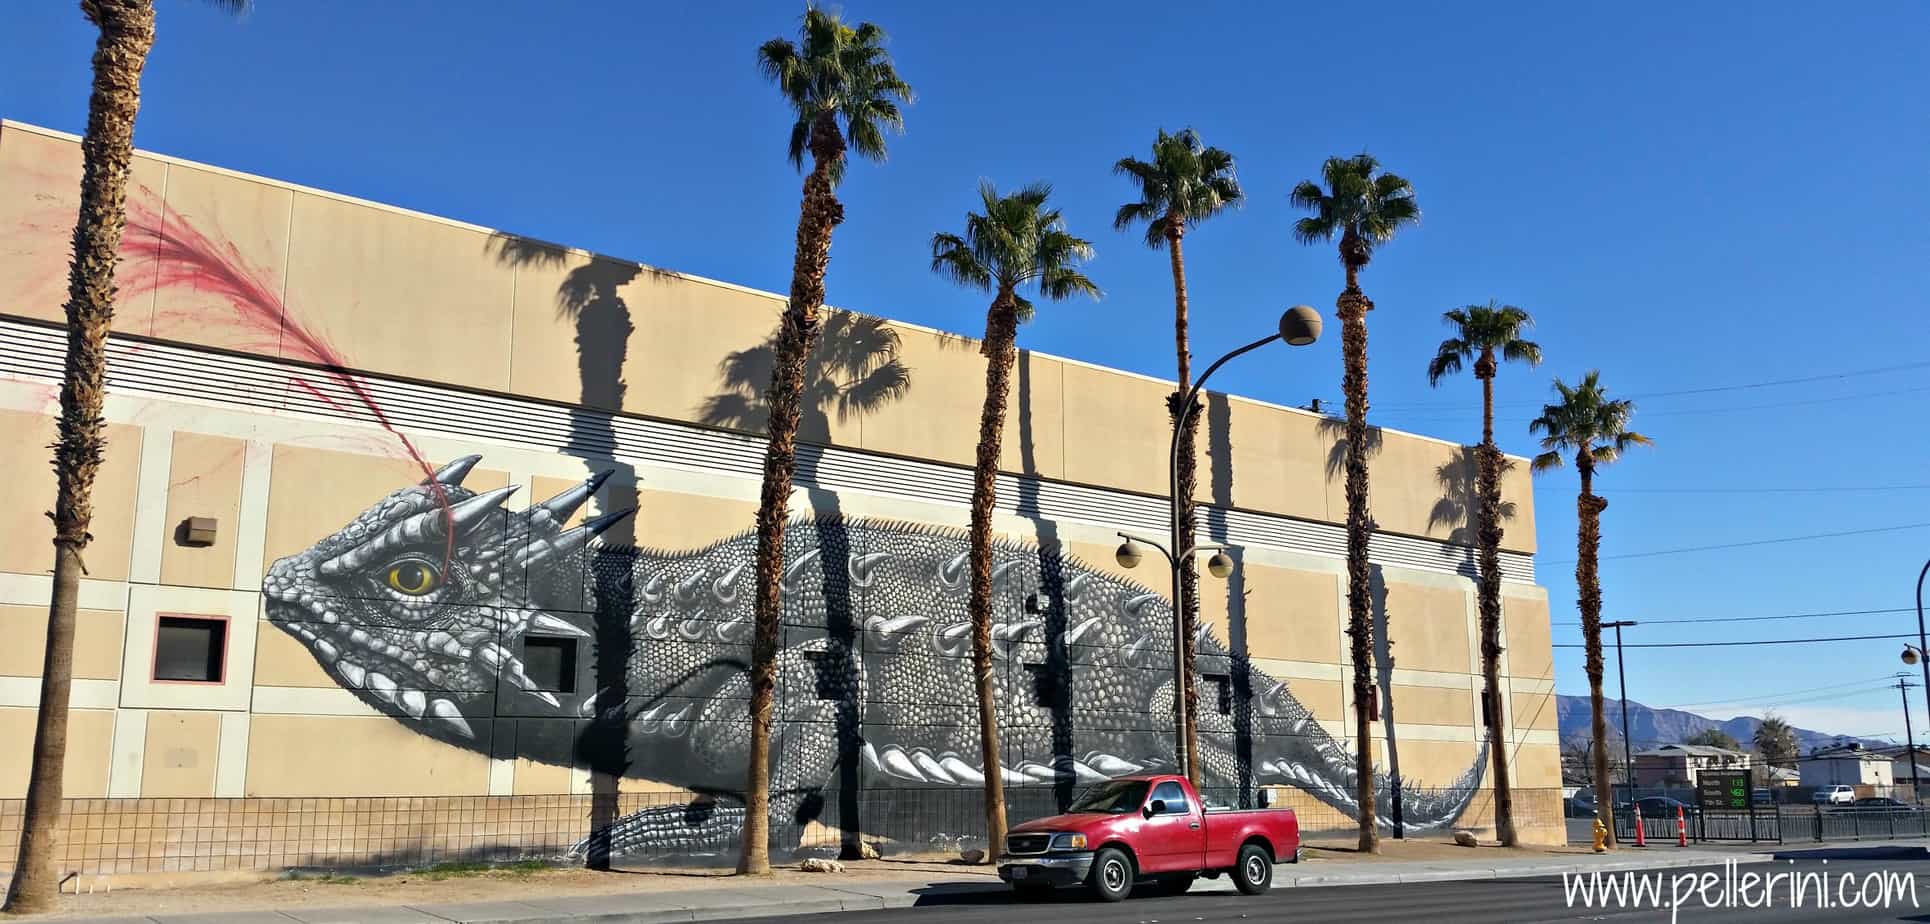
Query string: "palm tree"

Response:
xmin=741 ymin=7 xmax=911 ymax=876
xmin=1754 ymin=713 xmax=1798 ymax=769
xmin=1112 ymin=128 xmax=1241 ymax=786
xmin=1290 ymin=153 xmax=1418 ymax=853
xmin=932 ymin=181 xmax=1099 ymax=862
xmin=1425 ymin=301 xmax=1541 ymax=847
xmin=4 ymin=0 xmax=247 ymax=914
xmin=1529 ymin=371 xmax=1651 ymax=849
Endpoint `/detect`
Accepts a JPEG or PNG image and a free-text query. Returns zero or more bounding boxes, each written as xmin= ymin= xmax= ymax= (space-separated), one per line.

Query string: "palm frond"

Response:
xmin=1426 ymin=339 xmax=1469 ymax=386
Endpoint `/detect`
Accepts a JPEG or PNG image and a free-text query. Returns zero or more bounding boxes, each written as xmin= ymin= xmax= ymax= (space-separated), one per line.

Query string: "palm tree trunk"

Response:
xmin=969 ymin=294 xmax=1021 ymax=862
xmin=4 ymin=1 xmax=155 ymax=914
xmin=739 ymin=111 xmax=846 ymax=877
xmin=1164 ymin=219 xmax=1203 ymax=788
xmin=1337 ymin=282 xmax=1377 ymax=854
xmin=1474 ymin=359 xmax=1517 ymax=846
xmin=1576 ymin=457 xmax=1613 ymax=849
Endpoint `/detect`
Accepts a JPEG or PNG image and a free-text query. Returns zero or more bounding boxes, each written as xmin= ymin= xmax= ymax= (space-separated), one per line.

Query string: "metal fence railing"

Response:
xmin=1610 ymin=803 xmax=1930 ymax=846
xmin=0 ymin=786 xmax=1569 ymax=877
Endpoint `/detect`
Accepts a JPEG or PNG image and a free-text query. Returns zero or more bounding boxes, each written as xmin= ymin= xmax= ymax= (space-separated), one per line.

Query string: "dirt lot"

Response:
xmin=15 ymin=858 xmax=999 ymax=920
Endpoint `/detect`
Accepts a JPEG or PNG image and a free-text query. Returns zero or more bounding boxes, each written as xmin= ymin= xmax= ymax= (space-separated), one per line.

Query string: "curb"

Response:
xmin=1279 ymin=853 xmax=1774 ymax=889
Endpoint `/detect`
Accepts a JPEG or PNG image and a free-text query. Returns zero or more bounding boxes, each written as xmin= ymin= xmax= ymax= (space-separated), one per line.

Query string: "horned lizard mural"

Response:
xmin=262 ymin=455 xmax=1486 ymax=857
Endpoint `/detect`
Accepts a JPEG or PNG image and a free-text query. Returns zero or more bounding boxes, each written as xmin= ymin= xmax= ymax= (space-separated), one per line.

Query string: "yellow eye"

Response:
xmin=386 ymin=560 xmax=441 ymax=596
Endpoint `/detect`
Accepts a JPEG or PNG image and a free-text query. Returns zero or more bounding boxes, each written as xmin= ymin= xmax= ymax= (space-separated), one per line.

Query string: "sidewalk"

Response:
xmin=29 ymin=841 xmax=1908 ymax=924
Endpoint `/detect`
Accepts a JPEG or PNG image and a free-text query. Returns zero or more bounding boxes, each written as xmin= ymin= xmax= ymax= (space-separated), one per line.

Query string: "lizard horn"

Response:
xmin=319 ymin=486 xmax=518 ymax=577
xmin=532 ymin=470 xmax=615 ymax=526
xmin=421 ymin=454 xmax=483 ymax=487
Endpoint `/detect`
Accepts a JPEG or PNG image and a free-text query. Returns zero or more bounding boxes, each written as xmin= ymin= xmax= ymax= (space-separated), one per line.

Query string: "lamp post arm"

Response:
xmin=1917 ymin=559 xmax=1930 ymax=763
xmin=1169 ymin=332 xmax=1286 ymax=552
xmin=1116 ymin=531 xmax=1177 ymax=567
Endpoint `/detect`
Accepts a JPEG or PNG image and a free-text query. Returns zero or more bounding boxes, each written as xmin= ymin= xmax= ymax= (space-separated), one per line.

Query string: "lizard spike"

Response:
xmin=1087 ymin=753 xmax=1143 ymax=776
xmin=674 ymin=571 xmax=706 ymax=605
xmin=1065 ymin=615 xmax=1104 ymax=649
xmin=865 ymin=614 xmax=929 ymax=645
xmin=421 ymin=454 xmax=483 ymax=487
xmin=879 ymin=746 xmax=925 ymax=782
xmin=428 ymin=699 xmax=475 ymax=739
xmin=990 ymin=560 xmax=1024 ymax=585
xmin=848 ymin=552 xmax=890 ymax=588
xmin=663 ymin=704 xmax=696 ymax=738
xmin=937 ymin=551 xmax=967 ymax=592
xmin=938 ymin=756 xmax=984 ymax=784
xmin=527 ymin=613 xmax=590 ymax=639
xmin=781 ymin=546 xmax=822 ymax=593
xmin=645 ymin=613 xmax=672 ymax=640
xmin=532 ymin=470 xmax=613 ymax=525
xmin=933 ymin=623 xmax=971 ymax=657
xmin=320 ymin=486 xmax=519 ymax=577
xmin=909 ymin=751 xmax=954 ymax=784
xmin=520 ymin=509 xmax=635 ymax=570
xmin=639 ymin=572 xmax=666 ymax=605
xmin=676 ymin=613 xmax=708 ymax=641
xmin=861 ymin=742 xmax=884 ymax=776
xmin=715 ymin=617 xmax=750 ymax=644
xmin=1123 ymin=635 xmax=1152 ymax=668
xmin=1062 ymin=572 xmax=1092 ymax=601
xmin=1123 ymin=592 xmax=1162 ymax=617
xmin=712 ymin=562 xmax=745 ymax=606
xmin=1016 ymin=761 xmax=1058 ymax=783
xmin=478 ymin=641 xmax=559 ymax=708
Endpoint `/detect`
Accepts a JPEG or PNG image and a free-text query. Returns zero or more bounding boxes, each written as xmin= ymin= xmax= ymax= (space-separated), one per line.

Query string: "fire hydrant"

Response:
xmin=1591 ymin=817 xmax=1609 ymax=853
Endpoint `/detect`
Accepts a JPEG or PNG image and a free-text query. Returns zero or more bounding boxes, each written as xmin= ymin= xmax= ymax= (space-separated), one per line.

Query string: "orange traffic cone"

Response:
xmin=1633 ymin=804 xmax=1646 ymax=847
xmin=1677 ymin=806 xmax=1688 ymax=846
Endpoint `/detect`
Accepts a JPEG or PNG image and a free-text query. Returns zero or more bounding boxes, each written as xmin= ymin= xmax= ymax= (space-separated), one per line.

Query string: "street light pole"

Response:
xmin=1918 ymin=560 xmax=1930 ymax=749
xmin=1897 ymin=675 xmax=1920 ymax=806
xmin=1125 ymin=305 xmax=1323 ymax=782
xmin=1604 ymin=620 xmax=1638 ymax=799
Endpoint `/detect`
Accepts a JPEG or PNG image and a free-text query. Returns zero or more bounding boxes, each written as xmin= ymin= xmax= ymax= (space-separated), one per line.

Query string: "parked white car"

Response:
xmin=1812 ymin=785 xmax=1856 ymax=805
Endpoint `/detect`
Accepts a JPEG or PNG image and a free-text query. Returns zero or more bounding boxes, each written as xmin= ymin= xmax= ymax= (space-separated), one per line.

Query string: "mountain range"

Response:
xmin=1553 ymin=694 xmax=1889 ymax=754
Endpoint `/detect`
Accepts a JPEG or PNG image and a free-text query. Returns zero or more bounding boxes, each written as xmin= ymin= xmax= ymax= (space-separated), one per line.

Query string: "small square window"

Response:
xmin=154 ymin=615 xmax=226 ymax=683
xmin=1203 ymin=674 xmax=1232 ymax=715
xmin=524 ymin=637 xmax=578 ymax=694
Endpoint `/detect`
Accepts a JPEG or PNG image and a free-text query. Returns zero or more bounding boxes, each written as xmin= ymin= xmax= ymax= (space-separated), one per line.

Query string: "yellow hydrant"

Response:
xmin=1591 ymin=817 xmax=1609 ymax=853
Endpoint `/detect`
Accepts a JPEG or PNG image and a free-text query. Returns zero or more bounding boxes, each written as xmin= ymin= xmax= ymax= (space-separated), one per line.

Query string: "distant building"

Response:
xmin=1801 ymin=742 xmax=1896 ymax=788
xmin=1632 ymin=744 xmax=1753 ymax=788
xmin=1874 ymin=745 xmax=1930 ymax=788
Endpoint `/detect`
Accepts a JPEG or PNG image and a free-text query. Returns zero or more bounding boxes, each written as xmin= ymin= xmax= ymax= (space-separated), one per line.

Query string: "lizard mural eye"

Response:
xmin=383 ymin=557 xmax=444 ymax=596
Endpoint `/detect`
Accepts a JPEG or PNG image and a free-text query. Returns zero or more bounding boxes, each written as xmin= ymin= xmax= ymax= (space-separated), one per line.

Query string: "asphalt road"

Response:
xmin=713 ymin=857 xmax=1930 ymax=923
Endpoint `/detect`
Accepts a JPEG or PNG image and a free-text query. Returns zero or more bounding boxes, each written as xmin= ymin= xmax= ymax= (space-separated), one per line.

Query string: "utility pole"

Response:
xmin=1604 ymin=620 xmax=1638 ymax=801
xmin=1899 ymin=675 xmax=1921 ymax=806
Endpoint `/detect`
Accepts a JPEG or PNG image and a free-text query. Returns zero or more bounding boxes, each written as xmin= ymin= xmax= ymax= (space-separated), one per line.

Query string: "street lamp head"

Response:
xmin=1905 ymin=646 xmax=1921 ymax=667
xmin=1115 ymin=540 xmax=1143 ymax=570
xmin=1206 ymin=550 xmax=1233 ymax=579
xmin=1279 ymin=305 xmax=1322 ymax=347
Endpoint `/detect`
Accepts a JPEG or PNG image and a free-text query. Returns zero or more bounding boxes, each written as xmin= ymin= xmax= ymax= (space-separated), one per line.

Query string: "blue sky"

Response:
xmin=4 ymin=1 xmax=1928 ymax=744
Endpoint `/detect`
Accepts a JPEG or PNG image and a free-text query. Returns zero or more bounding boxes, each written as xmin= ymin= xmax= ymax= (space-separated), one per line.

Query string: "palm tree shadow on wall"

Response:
xmin=1368 ymin=564 xmax=1404 ymax=836
xmin=697 ymin=311 xmax=912 ymax=859
xmin=486 ymin=232 xmax=673 ymax=869
xmin=1426 ymin=447 xmax=1517 ymax=579
xmin=1011 ymin=350 xmax=1078 ymax=814
xmin=1204 ymin=392 xmax=1256 ymax=806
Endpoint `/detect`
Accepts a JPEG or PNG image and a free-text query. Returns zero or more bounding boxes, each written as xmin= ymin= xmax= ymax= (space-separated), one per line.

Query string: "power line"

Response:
xmin=1554 ymin=632 xmax=1918 ymax=649
xmin=1655 ymin=675 xmax=1904 ymax=710
xmin=1374 ymin=359 xmax=1930 ymax=412
xmin=1541 ymin=522 xmax=1930 ymax=564
xmin=1553 ymin=606 xmax=1915 ymax=629
xmin=1636 ymin=384 xmax=1930 ymax=417
xmin=1613 ymin=486 xmax=1930 ymax=495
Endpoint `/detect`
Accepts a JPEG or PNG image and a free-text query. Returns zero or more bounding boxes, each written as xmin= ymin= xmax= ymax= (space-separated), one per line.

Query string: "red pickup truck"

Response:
xmin=997 ymin=774 xmax=1300 ymax=901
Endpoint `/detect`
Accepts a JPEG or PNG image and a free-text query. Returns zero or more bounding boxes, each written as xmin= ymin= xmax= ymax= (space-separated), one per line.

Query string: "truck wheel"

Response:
xmin=1233 ymin=843 xmax=1273 ymax=895
xmin=1159 ymin=873 xmax=1196 ymax=894
xmin=1086 ymin=847 xmax=1133 ymax=902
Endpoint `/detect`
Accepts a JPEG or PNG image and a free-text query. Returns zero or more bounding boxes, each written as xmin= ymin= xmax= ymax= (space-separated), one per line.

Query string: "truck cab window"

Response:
xmin=1150 ymin=780 xmax=1189 ymax=814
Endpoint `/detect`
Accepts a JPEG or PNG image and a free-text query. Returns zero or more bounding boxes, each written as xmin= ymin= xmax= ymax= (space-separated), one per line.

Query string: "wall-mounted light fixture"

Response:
xmin=179 ymin=516 xmax=218 ymax=547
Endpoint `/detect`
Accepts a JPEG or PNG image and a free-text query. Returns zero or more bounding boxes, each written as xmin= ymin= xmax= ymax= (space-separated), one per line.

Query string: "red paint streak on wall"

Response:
xmin=117 ymin=194 xmax=457 ymax=562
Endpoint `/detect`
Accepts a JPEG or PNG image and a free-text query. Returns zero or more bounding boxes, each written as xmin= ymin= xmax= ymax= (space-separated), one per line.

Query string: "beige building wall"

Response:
xmin=0 ymin=118 xmax=1565 ymax=861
